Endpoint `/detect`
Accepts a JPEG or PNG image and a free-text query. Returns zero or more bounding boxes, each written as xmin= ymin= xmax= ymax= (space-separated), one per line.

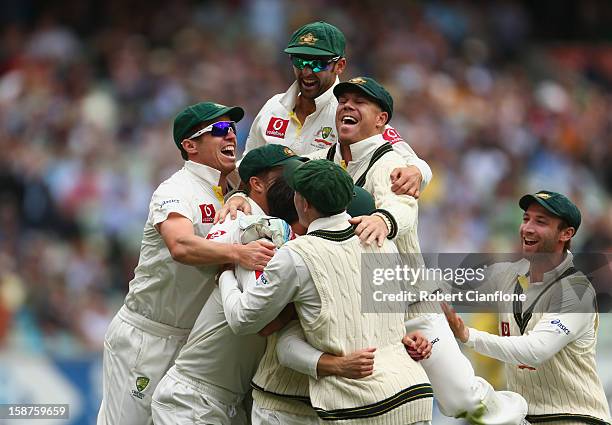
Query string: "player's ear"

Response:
xmin=334 ymin=57 xmax=347 ymax=75
xmin=181 ymin=139 xmax=198 ymax=156
xmin=559 ymin=226 xmax=575 ymax=243
xmin=248 ymin=176 xmax=266 ymax=194
xmin=375 ymin=110 xmax=388 ymax=129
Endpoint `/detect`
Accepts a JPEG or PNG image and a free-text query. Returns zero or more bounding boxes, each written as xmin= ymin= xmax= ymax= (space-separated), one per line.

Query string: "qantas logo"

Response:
xmin=501 ymin=321 xmax=510 ymax=336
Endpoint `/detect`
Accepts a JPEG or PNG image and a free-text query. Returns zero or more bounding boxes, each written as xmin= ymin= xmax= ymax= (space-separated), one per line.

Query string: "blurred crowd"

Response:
xmin=0 ymin=0 xmax=611 ymax=356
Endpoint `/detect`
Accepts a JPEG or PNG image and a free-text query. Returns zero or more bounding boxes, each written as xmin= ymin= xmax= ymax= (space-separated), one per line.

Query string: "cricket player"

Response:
xmin=220 ymin=160 xmax=434 ymax=424
xmin=306 ymin=76 xmax=528 ymax=423
xmin=444 ymin=191 xmax=611 ymax=425
xmin=243 ymin=20 xmax=431 ymax=199
xmin=97 ymin=102 xmax=275 ymax=425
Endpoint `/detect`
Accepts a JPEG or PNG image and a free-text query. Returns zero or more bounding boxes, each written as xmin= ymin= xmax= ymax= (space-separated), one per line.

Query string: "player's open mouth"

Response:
xmin=341 ymin=115 xmax=358 ymax=126
xmin=220 ymin=145 xmax=236 ymax=159
xmin=301 ymin=79 xmax=318 ymax=88
xmin=523 ymin=238 xmax=537 ymax=246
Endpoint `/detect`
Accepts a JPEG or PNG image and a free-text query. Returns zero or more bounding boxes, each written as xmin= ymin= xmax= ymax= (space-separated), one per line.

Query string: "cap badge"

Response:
xmin=299 ymin=33 xmax=318 ymax=45
xmin=348 ymin=77 xmax=367 ymax=85
xmin=535 ymin=193 xmax=551 ymax=199
xmin=283 ymin=147 xmax=295 ymax=156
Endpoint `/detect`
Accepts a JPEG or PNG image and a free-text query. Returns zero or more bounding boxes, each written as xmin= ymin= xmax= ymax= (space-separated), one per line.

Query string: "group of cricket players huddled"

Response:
xmin=96 ymin=20 xmax=611 ymax=425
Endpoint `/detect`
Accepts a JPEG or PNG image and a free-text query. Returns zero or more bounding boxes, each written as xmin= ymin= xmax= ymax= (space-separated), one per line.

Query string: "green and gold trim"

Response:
xmin=250 ymin=381 xmax=312 ymax=406
xmin=355 ymin=143 xmax=394 ymax=188
xmin=314 ymin=383 xmax=433 ymax=421
xmin=527 ymin=413 xmax=610 ymax=425
xmin=308 ymin=226 xmax=355 ymax=242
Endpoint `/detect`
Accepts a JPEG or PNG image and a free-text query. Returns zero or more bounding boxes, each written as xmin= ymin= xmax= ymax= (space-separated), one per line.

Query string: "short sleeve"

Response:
xmin=150 ymin=181 xmax=194 ymax=226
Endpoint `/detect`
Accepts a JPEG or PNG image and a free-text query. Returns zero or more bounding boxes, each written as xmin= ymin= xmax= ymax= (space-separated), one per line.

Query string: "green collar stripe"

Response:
xmin=355 ymin=143 xmax=394 ymax=188
xmin=314 ymin=383 xmax=433 ymax=420
xmin=308 ymin=226 xmax=355 ymax=241
xmin=527 ymin=413 xmax=610 ymax=425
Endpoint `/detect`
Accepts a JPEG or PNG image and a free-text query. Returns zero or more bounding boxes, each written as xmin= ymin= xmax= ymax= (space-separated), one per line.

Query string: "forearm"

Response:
xmin=169 ymin=234 xmax=239 ymax=265
xmin=466 ymin=313 xmax=587 ymax=367
xmin=276 ymin=321 xmax=322 ymax=379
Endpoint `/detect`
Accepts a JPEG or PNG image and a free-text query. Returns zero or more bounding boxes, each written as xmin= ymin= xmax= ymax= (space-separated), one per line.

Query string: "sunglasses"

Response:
xmin=291 ymin=56 xmax=340 ymax=73
xmin=188 ymin=121 xmax=237 ymax=139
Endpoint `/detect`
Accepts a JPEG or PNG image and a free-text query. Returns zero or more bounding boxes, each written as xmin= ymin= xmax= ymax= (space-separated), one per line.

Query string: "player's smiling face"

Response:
xmin=186 ymin=115 xmax=237 ymax=175
xmin=336 ymin=90 xmax=388 ymax=144
xmin=292 ymin=55 xmax=345 ymax=100
xmin=519 ymin=204 xmax=571 ymax=254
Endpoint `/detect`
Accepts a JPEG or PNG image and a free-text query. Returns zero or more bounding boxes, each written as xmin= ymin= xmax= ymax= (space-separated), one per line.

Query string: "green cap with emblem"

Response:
xmin=334 ymin=76 xmax=394 ymax=122
xmin=519 ymin=190 xmax=581 ymax=231
xmin=284 ymin=21 xmax=346 ymax=57
xmin=239 ymin=144 xmax=307 ymax=184
xmin=173 ymin=102 xmax=244 ymax=150
xmin=285 ymin=159 xmax=354 ymax=215
xmin=347 ymin=186 xmax=376 ymax=217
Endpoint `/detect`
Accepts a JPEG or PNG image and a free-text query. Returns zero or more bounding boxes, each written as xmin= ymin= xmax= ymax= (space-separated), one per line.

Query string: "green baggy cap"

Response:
xmin=284 ymin=21 xmax=345 ymax=57
xmin=239 ymin=145 xmax=307 ymax=184
xmin=519 ymin=190 xmax=581 ymax=231
xmin=285 ymin=159 xmax=354 ymax=215
xmin=173 ymin=102 xmax=244 ymax=149
xmin=334 ymin=76 xmax=394 ymax=122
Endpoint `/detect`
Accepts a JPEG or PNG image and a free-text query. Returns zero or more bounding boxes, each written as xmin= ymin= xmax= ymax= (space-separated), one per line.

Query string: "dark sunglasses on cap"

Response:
xmin=291 ymin=56 xmax=340 ymax=73
xmin=188 ymin=121 xmax=237 ymax=139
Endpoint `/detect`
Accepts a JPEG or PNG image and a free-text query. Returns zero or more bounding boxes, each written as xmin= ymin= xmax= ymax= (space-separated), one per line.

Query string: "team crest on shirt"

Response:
xmin=131 ymin=376 xmax=150 ymax=399
xmin=382 ymin=127 xmax=404 ymax=144
xmin=312 ymin=125 xmax=337 ymax=148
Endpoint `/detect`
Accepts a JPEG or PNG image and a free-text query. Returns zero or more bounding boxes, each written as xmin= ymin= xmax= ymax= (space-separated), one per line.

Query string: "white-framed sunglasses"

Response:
xmin=188 ymin=121 xmax=237 ymax=139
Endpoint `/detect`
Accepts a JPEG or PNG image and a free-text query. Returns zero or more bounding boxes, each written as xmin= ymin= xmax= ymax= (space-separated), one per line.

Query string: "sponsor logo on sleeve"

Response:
xmin=256 ymin=273 xmax=269 ymax=286
xmin=161 ymin=199 xmax=180 ymax=207
xmin=382 ymin=127 xmax=404 ymax=144
xmin=551 ymin=319 xmax=571 ymax=335
xmin=266 ymin=117 xmax=290 ymax=139
xmin=199 ymin=204 xmax=216 ymax=224
xmin=206 ymin=230 xmax=227 ymax=239
xmin=501 ymin=321 xmax=510 ymax=336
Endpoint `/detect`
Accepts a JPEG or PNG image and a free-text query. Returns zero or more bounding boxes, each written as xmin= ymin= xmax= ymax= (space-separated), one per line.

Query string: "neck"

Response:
xmin=339 ymin=143 xmax=352 ymax=162
xmin=294 ymin=94 xmax=316 ymax=121
xmin=218 ymin=174 xmax=228 ymax=193
xmin=529 ymin=251 xmax=566 ymax=282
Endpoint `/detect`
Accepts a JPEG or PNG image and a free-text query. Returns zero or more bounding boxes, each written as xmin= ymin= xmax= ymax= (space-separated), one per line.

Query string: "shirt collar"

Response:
xmin=280 ymin=77 xmax=340 ymax=111
xmin=542 ymin=251 xmax=574 ymax=283
xmin=184 ymin=160 xmax=222 ymax=186
xmin=307 ymin=212 xmax=352 ymax=233
xmin=246 ymin=197 xmax=266 ymax=216
xmin=336 ymin=133 xmax=386 ymax=163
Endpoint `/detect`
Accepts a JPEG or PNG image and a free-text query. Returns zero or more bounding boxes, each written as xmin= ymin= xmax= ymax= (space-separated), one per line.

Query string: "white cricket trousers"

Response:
xmin=405 ymin=311 xmax=528 ymax=425
xmin=97 ymin=305 xmax=190 ymax=425
xmin=151 ymin=365 xmax=248 ymax=425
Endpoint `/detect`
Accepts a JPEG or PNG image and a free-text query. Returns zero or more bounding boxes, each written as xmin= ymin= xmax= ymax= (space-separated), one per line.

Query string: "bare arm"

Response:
xmin=158 ymin=213 xmax=274 ymax=270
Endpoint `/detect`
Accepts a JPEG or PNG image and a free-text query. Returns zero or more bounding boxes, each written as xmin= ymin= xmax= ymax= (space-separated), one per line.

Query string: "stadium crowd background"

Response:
xmin=0 ymin=0 xmax=610 ymax=411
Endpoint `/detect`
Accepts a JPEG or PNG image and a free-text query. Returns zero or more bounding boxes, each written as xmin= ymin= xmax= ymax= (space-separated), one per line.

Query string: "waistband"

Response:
xmin=169 ymin=366 xmax=243 ymax=405
xmin=118 ymin=305 xmax=191 ymax=338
